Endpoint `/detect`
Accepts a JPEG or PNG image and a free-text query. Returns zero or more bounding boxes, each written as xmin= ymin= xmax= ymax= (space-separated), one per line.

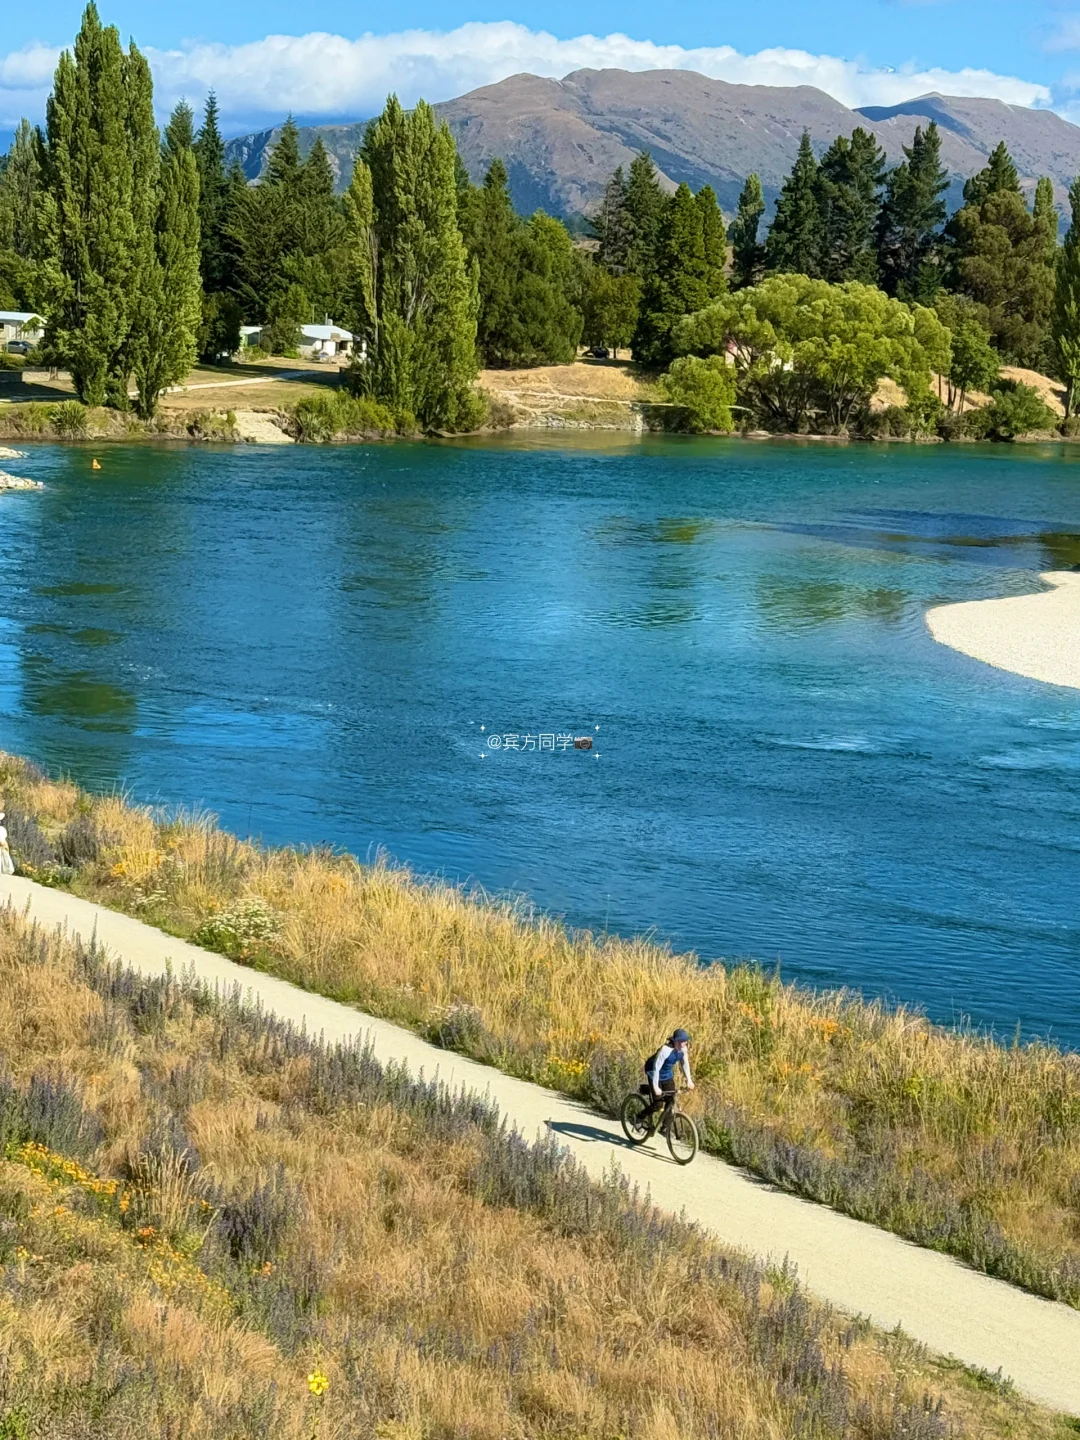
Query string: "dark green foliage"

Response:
xmin=579 ymin=261 xmax=641 ymax=353
xmin=623 ymin=151 xmax=666 ymax=278
xmin=695 ymin=184 xmax=727 ymax=299
xmin=263 ymin=115 xmax=302 ymax=189
xmin=1053 ymin=176 xmax=1080 ymax=416
xmin=765 ymin=131 xmax=824 ymax=278
xmin=817 ymin=128 xmax=885 ymax=284
xmin=0 ymin=119 xmax=44 ymax=308
xmin=194 ymin=92 xmax=228 ymax=292
xmin=197 ymin=290 xmax=243 ymax=361
xmin=592 ymin=165 xmax=632 ymax=274
xmin=262 ymin=282 xmax=308 ymax=355
xmin=633 ymin=183 xmax=710 ymax=367
xmin=730 ymin=173 xmax=766 ymax=289
xmin=344 ymin=96 xmax=481 ymax=431
xmin=945 ymin=146 xmax=1056 ymax=366
xmin=290 ymin=390 xmax=403 ymax=441
xmin=979 ymin=381 xmax=1057 ymax=440
xmin=876 ymin=122 xmax=949 ymax=301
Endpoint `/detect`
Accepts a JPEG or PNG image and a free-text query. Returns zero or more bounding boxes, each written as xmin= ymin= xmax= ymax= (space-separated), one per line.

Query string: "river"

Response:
xmin=2 ymin=435 xmax=1079 ymax=1042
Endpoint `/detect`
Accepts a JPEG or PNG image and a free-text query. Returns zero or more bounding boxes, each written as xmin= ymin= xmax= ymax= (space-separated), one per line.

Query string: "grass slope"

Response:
xmin=0 ymin=906 xmax=1073 ymax=1438
xmin=2 ymin=752 xmax=1080 ymax=1314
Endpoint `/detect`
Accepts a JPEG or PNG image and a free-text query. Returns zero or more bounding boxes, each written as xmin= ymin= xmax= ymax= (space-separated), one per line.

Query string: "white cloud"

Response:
xmin=0 ymin=21 xmax=1053 ymax=132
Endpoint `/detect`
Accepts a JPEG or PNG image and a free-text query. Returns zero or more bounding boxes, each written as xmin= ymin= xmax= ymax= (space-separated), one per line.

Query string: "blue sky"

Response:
xmin=5 ymin=1 xmax=1080 ymax=132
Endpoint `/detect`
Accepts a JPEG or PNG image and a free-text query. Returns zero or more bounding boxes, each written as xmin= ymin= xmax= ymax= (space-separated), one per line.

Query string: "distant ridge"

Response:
xmin=223 ymin=68 xmax=1080 ymax=220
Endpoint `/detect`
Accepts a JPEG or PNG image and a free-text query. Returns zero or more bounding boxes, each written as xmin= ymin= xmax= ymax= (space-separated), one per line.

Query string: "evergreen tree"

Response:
xmin=460 ymin=159 xmax=518 ymax=365
xmin=695 ymin=185 xmax=727 ymax=299
xmin=40 ymin=3 xmax=159 ymax=406
xmin=1034 ymin=176 xmax=1059 ymax=262
xmin=817 ymin=128 xmax=885 ymax=284
xmin=593 ymin=165 xmax=632 ymax=275
xmin=876 ymin=122 xmax=949 ymax=300
xmin=302 ymin=136 xmax=336 ymax=202
xmin=130 ymin=100 xmax=202 ymax=417
xmin=729 ymin=173 xmax=765 ymax=289
xmin=946 ymin=144 xmax=1056 ymax=365
xmin=633 ymin=182 xmax=709 ymax=367
xmin=1053 ymin=176 xmax=1080 ymax=416
xmin=624 ymin=151 xmax=666 ymax=278
xmin=0 ymin=119 xmax=44 ymax=310
xmin=264 ymin=116 xmax=303 ymax=189
xmin=163 ymin=100 xmax=194 ymax=156
xmin=579 ymin=261 xmax=641 ymax=355
xmin=765 ymin=131 xmax=824 ymax=277
xmin=345 ymin=96 xmax=480 ymax=430
xmin=194 ymin=92 xmax=228 ymax=292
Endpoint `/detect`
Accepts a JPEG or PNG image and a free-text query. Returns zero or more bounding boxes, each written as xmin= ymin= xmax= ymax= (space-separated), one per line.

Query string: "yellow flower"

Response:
xmin=307 ymin=1369 xmax=329 ymax=1397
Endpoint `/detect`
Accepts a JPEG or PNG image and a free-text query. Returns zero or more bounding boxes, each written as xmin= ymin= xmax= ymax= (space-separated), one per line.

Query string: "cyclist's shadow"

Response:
xmin=547 ymin=1119 xmax=644 ymax=1152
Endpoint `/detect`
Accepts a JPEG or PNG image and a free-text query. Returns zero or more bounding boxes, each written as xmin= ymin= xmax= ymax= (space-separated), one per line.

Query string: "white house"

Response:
xmin=0 ymin=311 xmax=44 ymax=348
xmin=238 ymin=320 xmax=359 ymax=362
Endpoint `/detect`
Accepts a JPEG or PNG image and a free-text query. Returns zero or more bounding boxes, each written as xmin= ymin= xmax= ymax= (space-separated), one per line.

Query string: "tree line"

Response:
xmin=5 ymin=4 xmax=1080 ymax=434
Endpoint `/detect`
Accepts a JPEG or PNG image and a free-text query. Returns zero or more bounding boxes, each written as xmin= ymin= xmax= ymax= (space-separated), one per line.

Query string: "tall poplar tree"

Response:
xmin=195 ymin=92 xmax=228 ymax=291
xmin=1053 ymin=176 xmax=1080 ymax=416
xmin=876 ymin=122 xmax=949 ymax=300
xmin=633 ymin=182 xmax=709 ymax=366
xmin=0 ymin=119 xmax=43 ymax=310
xmin=345 ymin=96 xmax=480 ymax=430
xmin=695 ymin=184 xmax=727 ymax=299
xmin=817 ymin=128 xmax=885 ymax=284
xmin=765 ymin=131 xmax=823 ymax=277
xmin=130 ymin=100 xmax=202 ymax=418
xmin=729 ymin=173 xmax=766 ymax=289
xmin=40 ymin=3 xmax=154 ymax=406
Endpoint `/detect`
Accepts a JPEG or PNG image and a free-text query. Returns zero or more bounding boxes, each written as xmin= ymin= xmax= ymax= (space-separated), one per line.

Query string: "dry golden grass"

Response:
xmin=480 ymin=359 xmax=661 ymax=402
xmin=0 ymin=906 xmax=1070 ymax=1440
xmin=4 ymin=751 xmax=1080 ymax=1310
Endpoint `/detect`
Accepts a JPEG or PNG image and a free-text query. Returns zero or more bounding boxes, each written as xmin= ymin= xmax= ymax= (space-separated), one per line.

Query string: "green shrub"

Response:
xmin=245 ymin=344 xmax=271 ymax=360
xmin=48 ymin=400 xmax=89 ymax=439
xmin=0 ymin=352 xmax=28 ymax=371
xmin=0 ymin=404 xmax=49 ymax=437
xmin=291 ymin=391 xmax=401 ymax=443
xmin=868 ymin=404 xmax=911 ymax=439
xmin=1059 ymin=414 xmax=1080 ymax=439
xmin=660 ymin=355 xmax=736 ymax=432
xmin=981 ymin=383 xmax=1057 ymax=441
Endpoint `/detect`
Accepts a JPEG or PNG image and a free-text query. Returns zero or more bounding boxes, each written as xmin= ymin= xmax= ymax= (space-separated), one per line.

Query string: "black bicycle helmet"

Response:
xmin=670 ymin=1028 xmax=691 ymax=1044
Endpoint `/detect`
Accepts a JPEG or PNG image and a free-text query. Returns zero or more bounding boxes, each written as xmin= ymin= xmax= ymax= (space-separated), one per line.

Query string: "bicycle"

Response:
xmin=620 ymin=1082 xmax=699 ymax=1165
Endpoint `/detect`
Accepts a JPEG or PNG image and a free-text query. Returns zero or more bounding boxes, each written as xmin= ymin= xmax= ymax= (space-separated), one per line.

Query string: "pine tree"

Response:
xmin=765 ymin=131 xmax=823 ymax=277
xmin=817 ymin=127 xmax=885 ymax=283
xmin=460 ymin=159 xmax=519 ymax=365
xmin=302 ymin=137 xmax=336 ymax=202
xmin=346 ymin=96 xmax=480 ymax=430
xmin=876 ymin=122 xmax=949 ymax=300
xmin=1053 ymin=176 xmax=1080 ymax=416
xmin=946 ymin=144 xmax=1056 ymax=365
xmin=264 ymin=116 xmax=302 ymax=189
xmin=695 ymin=185 xmax=727 ymax=299
xmin=194 ymin=92 xmax=228 ymax=292
xmin=41 ymin=3 xmax=157 ymax=406
xmin=633 ymin=182 xmax=709 ymax=367
xmin=729 ymin=173 xmax=765 ymax=289
xmin=593 ymin=166 xmax=632 ymax=275
xmin=624 ymin=151 xmax=666 ymax=278
xmin=1034 ymin=176 xmax=1059 ymax=262
xmin=130 ymin=101 xmax=202 ymax=417
xmin=164 ymin=100 xmax=194 ymax=156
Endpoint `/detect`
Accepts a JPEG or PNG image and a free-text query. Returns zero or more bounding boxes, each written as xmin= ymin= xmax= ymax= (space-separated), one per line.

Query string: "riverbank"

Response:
xmin=927 ymin=571 xmax=1080 ymax=691
xmin=2 ymin=749 xmax=1080 ymax=1311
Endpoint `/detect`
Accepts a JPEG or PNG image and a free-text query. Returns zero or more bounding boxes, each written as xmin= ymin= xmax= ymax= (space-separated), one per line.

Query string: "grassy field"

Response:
xmin=3 ymin=752 xmax=1080 ymax=1316
xmin=0 ymin=904 xmax=1072 ymax=1439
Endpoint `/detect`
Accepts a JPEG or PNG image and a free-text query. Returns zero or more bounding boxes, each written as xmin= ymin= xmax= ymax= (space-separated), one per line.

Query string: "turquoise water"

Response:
xmin=1 ymin=436 xmax=1079 ymax=1043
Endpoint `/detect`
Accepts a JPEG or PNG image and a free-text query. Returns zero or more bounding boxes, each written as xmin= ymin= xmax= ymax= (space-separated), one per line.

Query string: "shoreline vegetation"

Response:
xmin=927 ymin=571 xmax=1080 ymax=691
xmin=3 ymin=750 xmax=1080 ymax=1317
xmin=0 ymin=909 xmax=1073 ymax=1439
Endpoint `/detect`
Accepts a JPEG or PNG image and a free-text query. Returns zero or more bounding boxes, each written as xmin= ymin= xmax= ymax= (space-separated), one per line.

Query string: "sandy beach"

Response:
xmin=926 ymin=570 xmax=1080 ymax=690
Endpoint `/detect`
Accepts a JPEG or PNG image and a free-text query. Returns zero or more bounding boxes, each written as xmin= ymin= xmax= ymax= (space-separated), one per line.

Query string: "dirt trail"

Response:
xmin=3 ymin=872 xmax=1079 ymax=1415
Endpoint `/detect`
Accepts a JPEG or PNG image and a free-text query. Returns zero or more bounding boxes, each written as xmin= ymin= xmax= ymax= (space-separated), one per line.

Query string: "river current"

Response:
xmin=1 ymin=436 xmax=1078 ymax=1042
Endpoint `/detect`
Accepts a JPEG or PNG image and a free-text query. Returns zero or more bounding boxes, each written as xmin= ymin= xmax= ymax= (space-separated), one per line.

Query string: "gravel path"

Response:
xmin=927 ymin=570 xmax=1080 ymax=690
xmin=3 ymin=872 xmax=1079 ymax=1414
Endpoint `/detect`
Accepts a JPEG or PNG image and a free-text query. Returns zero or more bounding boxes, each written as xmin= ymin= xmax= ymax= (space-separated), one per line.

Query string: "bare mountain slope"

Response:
xmin=223 ymin=68 xmax=1080 ymax=220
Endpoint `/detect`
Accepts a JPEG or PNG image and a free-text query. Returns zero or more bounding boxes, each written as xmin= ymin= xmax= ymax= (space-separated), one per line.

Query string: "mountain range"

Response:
xmin=223 ymin=67 xmax=1080 ymax=221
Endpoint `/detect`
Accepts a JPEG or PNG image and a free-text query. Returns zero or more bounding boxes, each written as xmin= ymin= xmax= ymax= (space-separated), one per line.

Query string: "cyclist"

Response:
xmin=644 ymin=1028 xmax=694 ymax=1122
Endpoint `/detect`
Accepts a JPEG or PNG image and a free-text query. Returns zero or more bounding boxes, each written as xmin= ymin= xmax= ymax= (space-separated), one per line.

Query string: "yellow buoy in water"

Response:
xmin=91 ymin=458 xmax=101 ymax=470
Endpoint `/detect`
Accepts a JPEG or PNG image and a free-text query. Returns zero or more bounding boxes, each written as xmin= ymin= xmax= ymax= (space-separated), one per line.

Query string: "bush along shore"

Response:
xmin=0 ymin=909 xmax=1075 ymax=1439
xmin=0 ymin=399 xmax=241 ymax=444
xmin=4 ymin=750 xmax=1080 ymax=1314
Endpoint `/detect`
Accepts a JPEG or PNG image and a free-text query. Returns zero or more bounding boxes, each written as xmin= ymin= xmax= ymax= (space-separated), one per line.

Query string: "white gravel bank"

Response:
xmin=926 ymin=571 xmax=1080 ymax=690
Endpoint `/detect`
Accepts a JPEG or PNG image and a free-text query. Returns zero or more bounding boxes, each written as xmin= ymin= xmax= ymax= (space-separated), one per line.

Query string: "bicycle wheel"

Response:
xmin=620 ymin=1091 xmax=653 ymax=1145
xmin=666 ymin=1109 xmax=698 ymax=1165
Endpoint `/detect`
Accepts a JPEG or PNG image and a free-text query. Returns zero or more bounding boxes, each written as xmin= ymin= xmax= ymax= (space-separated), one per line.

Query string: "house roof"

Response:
xmin=301 ymin=324 xmax=352 ymax=342
xmin=0 ymin=312 xmax=44 ymax=325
